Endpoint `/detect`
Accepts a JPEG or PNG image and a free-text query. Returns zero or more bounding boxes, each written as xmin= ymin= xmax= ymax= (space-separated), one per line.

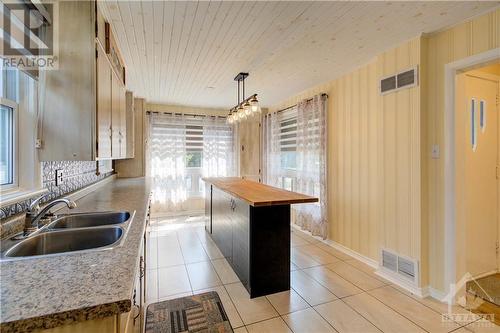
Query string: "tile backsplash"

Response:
xmin=0 ymin=161 xmax=113 ymax=219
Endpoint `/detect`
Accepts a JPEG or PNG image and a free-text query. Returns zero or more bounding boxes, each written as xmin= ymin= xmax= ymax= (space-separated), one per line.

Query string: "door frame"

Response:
xmin=443 ymin=48 xmax=500 ymax=296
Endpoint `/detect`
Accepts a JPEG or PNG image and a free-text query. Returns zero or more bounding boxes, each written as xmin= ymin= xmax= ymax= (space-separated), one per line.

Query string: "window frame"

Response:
xmin=0 ymin=97 xmax=19 ymax=191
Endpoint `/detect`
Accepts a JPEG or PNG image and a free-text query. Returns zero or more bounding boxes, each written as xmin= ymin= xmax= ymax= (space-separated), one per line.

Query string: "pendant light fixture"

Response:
xmin=227 ymin=72 xmax=261 ymax=124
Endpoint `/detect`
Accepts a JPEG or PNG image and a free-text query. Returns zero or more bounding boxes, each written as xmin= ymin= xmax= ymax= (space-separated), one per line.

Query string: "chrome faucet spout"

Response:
xmin=24 ymin=198 xmax=77 ymax=235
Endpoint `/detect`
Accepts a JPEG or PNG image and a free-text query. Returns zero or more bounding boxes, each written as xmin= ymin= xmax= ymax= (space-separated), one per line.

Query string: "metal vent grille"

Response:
xmin=380 ymin=66 xmax=418 ymax=95
xmin=397 ymin=69 xmax=416 ymax=88
xmin=380 ymin=76 xmax=396 ymax=93
xmin=382 ymin=249 xmax=398 ymax=272
xmin=381 ymin=248 xmax=418 ymax=284
xmin=398 ymin=257 xmax=415 ymax=279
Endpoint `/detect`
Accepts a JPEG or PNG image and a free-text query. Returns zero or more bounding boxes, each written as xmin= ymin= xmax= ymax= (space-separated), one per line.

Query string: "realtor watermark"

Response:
xmin=1 ymin=1 xmax=59 ymax=70
xmin=440 ymin=272 xmax=496 ymax=328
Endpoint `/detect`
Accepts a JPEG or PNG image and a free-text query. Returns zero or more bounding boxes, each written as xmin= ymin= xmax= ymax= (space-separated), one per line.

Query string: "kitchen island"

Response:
xmin=203 ymin=177 xmax=318 ymax=298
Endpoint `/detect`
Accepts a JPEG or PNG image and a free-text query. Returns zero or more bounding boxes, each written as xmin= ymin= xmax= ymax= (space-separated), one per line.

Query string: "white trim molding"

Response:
xmin=324 ymin=238 xmax=378 ymax=268
xmin=375 ymin=267 xmax=429 ymax=298
xmin=443 ymin=47 xmax=500 ymax=297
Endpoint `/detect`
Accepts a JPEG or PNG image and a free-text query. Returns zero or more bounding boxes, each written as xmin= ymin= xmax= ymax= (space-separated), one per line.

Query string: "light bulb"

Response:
xmin=238 ymin=106 xmax=246 ymax=120
xmin=244 ymin=101 xmax=252 ymax=116
xmin=250 ymin=96 xmax=260 ymax=113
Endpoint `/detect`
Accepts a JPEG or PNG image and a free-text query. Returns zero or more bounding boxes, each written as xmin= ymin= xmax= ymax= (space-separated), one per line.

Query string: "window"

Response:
xmin=186 ymin=125 xmax=203 ymax=168
xmin=280 ymin=116 xmax=297 ymax=170
xmin=0 ymin=99 xmax=16 ymax=187
xmin=0 ymin=63 xmax=43 ymax=203
xmin=0 ymin=62 xmax=19 ymax=191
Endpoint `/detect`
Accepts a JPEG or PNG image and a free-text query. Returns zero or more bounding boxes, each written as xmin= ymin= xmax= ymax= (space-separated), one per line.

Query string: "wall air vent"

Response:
xmin=381 ymin=248 xmax=418 ymax=284
xmin=380 ymin=66 xmax=418 ymax=95
xmin=397 ymin=69 xmax=416 ymax=88
xmin=382 ymin=249 xmax=398 ymax=272
xmin=380 ymin=76 xmax=397 ymax=94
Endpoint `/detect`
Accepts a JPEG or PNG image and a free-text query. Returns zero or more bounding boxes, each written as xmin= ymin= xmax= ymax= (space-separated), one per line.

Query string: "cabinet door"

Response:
xmin=111 ymin=73 xmax=121 ymax=159
xmin=125 ymin=91 xmax=135 ymax=158
xmin=231 ymin=197 xmax=249 ymax=286
xmin=211 ymin=188 xmax=232 ymax=260
xmin=96 ymin=44 xmax=112 ymax=158
xmin=120 ymin=85 xmax=127 ymax=158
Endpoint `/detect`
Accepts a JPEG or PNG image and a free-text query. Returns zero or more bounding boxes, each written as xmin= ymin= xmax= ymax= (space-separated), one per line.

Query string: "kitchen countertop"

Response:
xmin=0 ymin=178 xmax=151 ymax=333
xmin=202 ymin=177 xmax=318 ymax=206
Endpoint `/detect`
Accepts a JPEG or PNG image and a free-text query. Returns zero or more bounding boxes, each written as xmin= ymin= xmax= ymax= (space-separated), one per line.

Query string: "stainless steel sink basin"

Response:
xmin=4 ymin=227 xmax=123 ymax=258
xmin=49 ymin=211 xmax=130 ymax=229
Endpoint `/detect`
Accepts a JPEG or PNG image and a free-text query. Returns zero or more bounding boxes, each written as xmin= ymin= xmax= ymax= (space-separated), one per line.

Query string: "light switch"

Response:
xmin=431 ymin=144 xmax=440 ymax=159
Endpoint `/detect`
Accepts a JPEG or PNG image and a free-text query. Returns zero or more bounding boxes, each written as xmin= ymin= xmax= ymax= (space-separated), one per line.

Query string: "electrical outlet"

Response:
xmin=55 ymin=169 xmax=64 ymax=186
xmin=431 ymin=144 xmax=440 ymax=159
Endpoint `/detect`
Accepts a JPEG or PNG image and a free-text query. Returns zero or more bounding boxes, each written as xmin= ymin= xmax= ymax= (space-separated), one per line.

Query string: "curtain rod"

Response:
xmin=146 ymin=111 xmax=227 ymax=119
xmin=275 ymin=93 xmax=328 ymax=114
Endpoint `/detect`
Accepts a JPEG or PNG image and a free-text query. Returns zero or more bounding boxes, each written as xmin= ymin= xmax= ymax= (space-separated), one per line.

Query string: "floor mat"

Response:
xmin=145 ymin=291 xmax=233 ymax=333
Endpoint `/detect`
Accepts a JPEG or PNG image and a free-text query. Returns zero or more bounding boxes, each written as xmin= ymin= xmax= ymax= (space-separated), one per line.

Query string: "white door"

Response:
xmin=463 ymin=73 xmax=499 ymax=277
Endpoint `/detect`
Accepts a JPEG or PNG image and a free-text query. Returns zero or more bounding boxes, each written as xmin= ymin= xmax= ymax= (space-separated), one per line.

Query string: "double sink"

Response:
xmin=3 ymin=211 xmax=131 ymax=259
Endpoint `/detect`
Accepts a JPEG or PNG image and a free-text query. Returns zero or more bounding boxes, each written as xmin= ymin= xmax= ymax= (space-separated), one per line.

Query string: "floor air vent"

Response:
xmin=380 ymin=66 xmax=418 ymax=94
xmin=381 ymin=248 xmax=418 ymax=284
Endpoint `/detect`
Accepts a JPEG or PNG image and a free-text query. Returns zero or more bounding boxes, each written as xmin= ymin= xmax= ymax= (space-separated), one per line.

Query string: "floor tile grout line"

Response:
xmin=299 ymin=266 xmax=365 ymax=298
xmin=333 ymin=296 xmax=385 ymax=333
xmin=221 ymin=283 xmax=247 ymax=329
xmin=320 ymin=263 xmax=386 ymax=292
xmin=385 ymin=284 xmax=481 ymax=329
xmin=365 ymin=288 xmax=441 ymax=333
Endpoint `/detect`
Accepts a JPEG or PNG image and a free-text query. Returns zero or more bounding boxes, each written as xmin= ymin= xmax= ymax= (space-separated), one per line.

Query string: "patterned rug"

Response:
xmin=145 ymin=292 xmax=233 ymax=333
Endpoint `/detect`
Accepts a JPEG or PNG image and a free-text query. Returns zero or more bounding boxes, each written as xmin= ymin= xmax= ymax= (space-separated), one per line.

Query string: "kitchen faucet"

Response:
xmin=14 ymin=194 xmax=77 ymax=239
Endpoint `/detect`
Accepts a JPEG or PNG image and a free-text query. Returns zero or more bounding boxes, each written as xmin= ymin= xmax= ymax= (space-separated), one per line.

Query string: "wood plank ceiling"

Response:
xmin=99 ymin=1 xmax=498 ymax=109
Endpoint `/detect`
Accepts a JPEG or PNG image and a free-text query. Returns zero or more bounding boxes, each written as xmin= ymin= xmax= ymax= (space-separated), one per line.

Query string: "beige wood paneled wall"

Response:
xmin=270 ymin=9 xmax=499 ymax=294
xmin=424 ymin=9 xmax=500 ymax=292
xmin=377 ymin=38 xmax=422 ymax=263
xmin=269 ymin=38 xmax=422 ymax=266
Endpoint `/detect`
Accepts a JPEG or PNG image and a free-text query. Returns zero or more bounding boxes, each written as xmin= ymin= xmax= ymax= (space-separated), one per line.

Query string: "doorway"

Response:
xmin=455 ymin=62 xmax=500 ymax=322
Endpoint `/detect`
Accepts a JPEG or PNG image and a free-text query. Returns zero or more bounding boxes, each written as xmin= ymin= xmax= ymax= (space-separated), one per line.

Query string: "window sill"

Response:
xmin=0 ymin=188 xmax=48 ymax=209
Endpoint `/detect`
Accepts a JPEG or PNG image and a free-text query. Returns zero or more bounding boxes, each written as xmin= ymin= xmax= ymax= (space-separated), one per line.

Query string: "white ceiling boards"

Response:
xmin=99 ymin=1 xmax=498 ymax=109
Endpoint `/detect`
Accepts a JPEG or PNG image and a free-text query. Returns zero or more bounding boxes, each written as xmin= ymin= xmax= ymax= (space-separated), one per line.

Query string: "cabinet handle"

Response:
xmin=139 ymin=256 xmax=145 ymax=278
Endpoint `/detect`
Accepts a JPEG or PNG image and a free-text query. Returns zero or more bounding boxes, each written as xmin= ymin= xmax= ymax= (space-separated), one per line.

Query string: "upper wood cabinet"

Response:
xmin=111 ymin=72 xmax=122 ymax=159
xmin=96 ymin=43 xmax=112 ymax=159
xmin=119 ymin=84 xmax=127 ymax=158
xmin=38 ymin=1 xmax=130 ymax=161
xmin=124 ymin=92 xmax=135 ymax=159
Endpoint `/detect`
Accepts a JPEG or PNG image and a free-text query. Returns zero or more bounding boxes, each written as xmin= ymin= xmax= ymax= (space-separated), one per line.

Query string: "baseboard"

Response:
xmin=292 ymin=224 xmax=442 ymax=300
xmin=290 ymin=224 xmax=378 ymax=268
xmin=428 ymin=287 xmax=447 ymax=301
xmin=324 ymin=239 xmax=379 ymax=268
xmin=376 ymin=267 xmax=429 ymax=298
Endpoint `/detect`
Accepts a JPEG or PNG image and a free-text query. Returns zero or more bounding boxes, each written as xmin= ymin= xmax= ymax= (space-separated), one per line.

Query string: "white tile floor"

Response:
xmin=145 ymin=215 xmax=498 ymax=333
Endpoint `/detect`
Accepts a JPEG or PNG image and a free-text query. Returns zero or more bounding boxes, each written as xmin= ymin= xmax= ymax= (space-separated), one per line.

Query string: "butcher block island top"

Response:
xmin=202 ymin=177 xmax=318 ymax=207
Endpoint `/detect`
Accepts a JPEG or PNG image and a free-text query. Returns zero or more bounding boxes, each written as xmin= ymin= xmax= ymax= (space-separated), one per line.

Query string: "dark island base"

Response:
xmin=206 ymin=186 xmax=291 ymax=298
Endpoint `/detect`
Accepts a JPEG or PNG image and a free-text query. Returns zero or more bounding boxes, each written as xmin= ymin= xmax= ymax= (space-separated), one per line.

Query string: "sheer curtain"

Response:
xmin=263 ymin=94 xmax=328 ymax=238
xmin=294 ymin=94 xmax=328 ymax=238
xmin=149 ymin=113 xmax=188 ymax=213
xmin=149 ymin=113 xmax=234 ymax=215
xmin=202 ymin=116 xmax=234 ymax=178
xmin=262 ymin=111 xmax=282 ymax=187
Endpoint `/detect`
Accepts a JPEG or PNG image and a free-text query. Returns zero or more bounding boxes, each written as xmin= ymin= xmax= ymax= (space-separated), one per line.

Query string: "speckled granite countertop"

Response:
xmin=0 ymin=178 xmax=151 ymax=333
